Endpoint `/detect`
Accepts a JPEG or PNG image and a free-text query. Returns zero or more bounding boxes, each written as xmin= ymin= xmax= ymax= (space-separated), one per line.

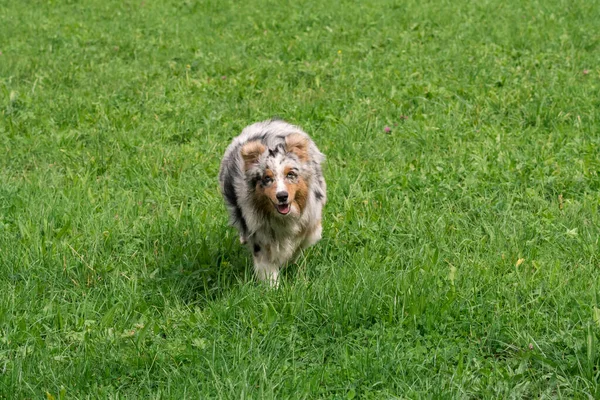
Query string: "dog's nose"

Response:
xmin=276 ymin=191 xmax=288 ymax=203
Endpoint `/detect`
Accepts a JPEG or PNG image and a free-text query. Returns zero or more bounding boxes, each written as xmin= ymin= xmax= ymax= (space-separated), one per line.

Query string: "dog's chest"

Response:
xmin=254 ymin=216 xmax=302 ymax=242
xmin=253 ymin=219 xmax=304 ymax=260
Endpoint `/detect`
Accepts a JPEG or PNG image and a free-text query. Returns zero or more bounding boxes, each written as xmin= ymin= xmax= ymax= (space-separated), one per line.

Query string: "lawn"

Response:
xmin=1 ymin=0 xmax=599 ymax=397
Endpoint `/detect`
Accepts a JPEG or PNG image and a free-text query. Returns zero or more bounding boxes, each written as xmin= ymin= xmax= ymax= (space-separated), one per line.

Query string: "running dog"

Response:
xmin=219 ymin=119 xmax=326 ymax=285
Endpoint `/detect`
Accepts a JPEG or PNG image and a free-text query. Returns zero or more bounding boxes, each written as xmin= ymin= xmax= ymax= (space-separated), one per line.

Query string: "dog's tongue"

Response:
xmin=277 ymin=204 xmax=290 ymax=215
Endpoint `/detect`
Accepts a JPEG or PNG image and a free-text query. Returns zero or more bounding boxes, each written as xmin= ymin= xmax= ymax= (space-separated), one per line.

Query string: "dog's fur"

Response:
xmin=219 ymin=120 xmax=326 ymax=284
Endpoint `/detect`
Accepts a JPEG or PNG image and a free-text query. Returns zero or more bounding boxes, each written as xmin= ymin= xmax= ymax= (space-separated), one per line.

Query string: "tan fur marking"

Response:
xmin=283 ymin=166 xmax=294 ymax=176
xmin=285 ymin=133 xmax=309 ymax=162
xmin=253 ymin=169 xmax=276 ymax=216
xmin=240 ymin=141 xmax=266 ymax=171
xmin=290 ymin=176 xmax=308 ymax=212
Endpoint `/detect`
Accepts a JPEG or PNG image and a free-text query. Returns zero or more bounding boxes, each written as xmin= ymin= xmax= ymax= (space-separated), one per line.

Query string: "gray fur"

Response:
xmin=218 ymin=119 xmax=327 ymax=285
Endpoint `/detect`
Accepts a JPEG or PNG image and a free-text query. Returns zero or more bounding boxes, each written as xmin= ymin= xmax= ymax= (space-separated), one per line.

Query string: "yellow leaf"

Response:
xmin=593 ymin=307 xmax=600 ymax=328
xmin=516 ymin=258 xmax=525 ymax=267
xmin=448 ymin=265 xmax=457 ymax=285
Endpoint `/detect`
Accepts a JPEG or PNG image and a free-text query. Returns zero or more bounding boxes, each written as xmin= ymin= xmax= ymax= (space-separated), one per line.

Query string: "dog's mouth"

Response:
xmin=275 ymin=203 xmax=291 ymax=215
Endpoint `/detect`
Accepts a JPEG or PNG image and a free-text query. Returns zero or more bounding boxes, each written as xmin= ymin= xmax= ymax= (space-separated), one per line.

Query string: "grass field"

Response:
xmin=1 ymin=0 xmax=600 ymax=397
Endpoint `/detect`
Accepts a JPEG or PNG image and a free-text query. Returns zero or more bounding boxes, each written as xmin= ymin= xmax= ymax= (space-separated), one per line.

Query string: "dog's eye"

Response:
xmin=262 ymin=176 xmax=273 ymax=184
xmin=286 ymin=172 xmax=297 ymax=179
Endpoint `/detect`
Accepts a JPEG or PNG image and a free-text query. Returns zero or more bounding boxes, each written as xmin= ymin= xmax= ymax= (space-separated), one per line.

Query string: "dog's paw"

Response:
xmin=268 ymin=271 xmax=280 ymax=288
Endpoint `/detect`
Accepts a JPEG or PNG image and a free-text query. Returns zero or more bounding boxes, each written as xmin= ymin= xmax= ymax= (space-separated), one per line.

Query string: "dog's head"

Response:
xmin=241 ymin=133 xmax=310 ymax=217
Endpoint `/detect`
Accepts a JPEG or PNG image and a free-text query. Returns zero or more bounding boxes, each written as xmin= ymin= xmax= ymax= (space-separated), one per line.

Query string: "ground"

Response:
xmin=1 ymin=0 xmax=599 ymax=397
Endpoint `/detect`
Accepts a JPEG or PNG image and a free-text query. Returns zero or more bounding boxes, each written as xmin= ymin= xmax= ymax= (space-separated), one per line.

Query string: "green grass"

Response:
xmin=1 ymin=0 xmax=600 ymax=397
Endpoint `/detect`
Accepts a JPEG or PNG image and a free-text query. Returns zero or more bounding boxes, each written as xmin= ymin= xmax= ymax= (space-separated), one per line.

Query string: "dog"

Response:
xmin=219 ymin=119 xmax=326 ymax=285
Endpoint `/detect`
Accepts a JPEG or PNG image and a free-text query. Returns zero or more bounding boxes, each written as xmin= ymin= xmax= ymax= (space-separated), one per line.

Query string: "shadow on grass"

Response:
xmin=144 ymin=214 xmax=329 ymax=305
xmin=146 ymin=222 xmax=253 ymax=306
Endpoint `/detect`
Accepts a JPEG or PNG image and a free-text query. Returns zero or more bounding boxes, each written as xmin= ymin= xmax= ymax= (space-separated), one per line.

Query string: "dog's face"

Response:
xmin=241 ymin=133 xmax=310 ymax=217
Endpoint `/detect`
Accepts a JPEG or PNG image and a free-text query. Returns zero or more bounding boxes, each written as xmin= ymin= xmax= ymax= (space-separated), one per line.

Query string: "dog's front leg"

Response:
xmin=251 ymin=242 xmax=280 ymax=287
xmin=253 ymin=259 xmax=280 ymax=287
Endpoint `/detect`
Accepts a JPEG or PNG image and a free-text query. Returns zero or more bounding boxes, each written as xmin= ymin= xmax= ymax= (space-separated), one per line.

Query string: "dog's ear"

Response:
xmin=285 ymin=133 xmax=309 ymax=162
xmin=240 ymin=141 xmax=266 ymax=171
